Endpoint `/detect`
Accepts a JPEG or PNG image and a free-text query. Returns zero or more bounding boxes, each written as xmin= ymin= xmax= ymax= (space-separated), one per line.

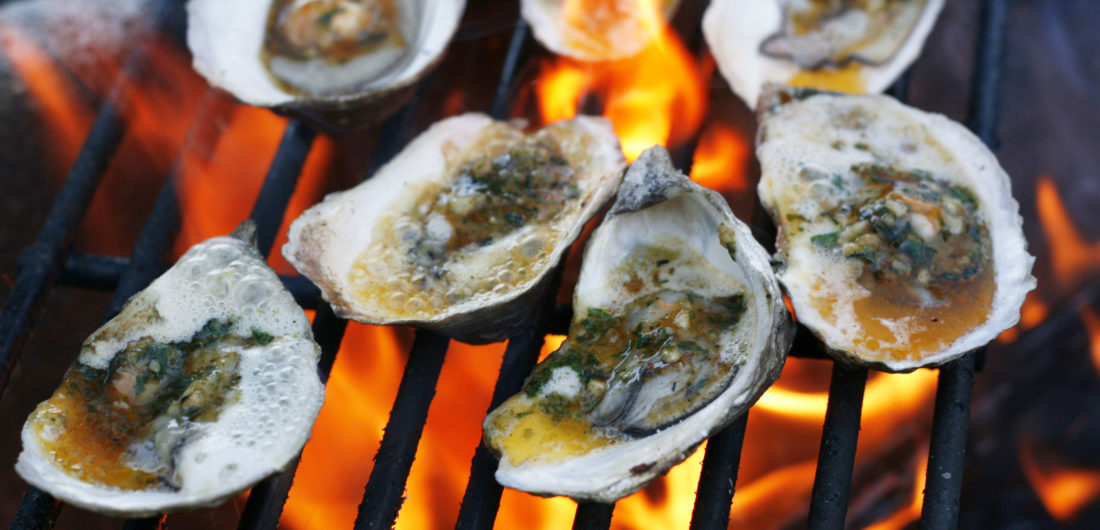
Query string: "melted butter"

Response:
xmin=29 ymin=320 xmax=252 ymax=490
xmin=788 ymin=62 xmax=867 ymax=94
xmin=349 ymin=125 xmax=584 ymax=319
xmin=810 ymin=265 xmax=994 ymax=362
xmin=485 ymin=398 xmax=620 ymax=467
xmin=485 ymin=242 xmax=746 ymax=466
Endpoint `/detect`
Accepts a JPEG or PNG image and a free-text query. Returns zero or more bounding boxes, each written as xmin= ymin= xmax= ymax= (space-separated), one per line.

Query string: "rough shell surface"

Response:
xmin=702 ymin=0 xmax=945 ymax=107
xmin=282 ymin=113 xmax=626 ymax=344
xmin=756 ymin=87 xmax=1036 ymax=372
xmin=490 ymin=146 xmax=792 ymax=502
xmin=16 ymin=222 xmax=324 ymax=516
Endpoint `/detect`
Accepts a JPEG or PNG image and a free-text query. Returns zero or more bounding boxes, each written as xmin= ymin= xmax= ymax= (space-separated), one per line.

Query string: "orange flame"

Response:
xmin=1038 ymin=175 xmax=1100 ymax=291
xmin=1081 ymin=306 xmax=1100 ymax=375
xmin=865 ymin=449 xmax=929 ymax=530
xmin=0 ymin=21 xmax=94 ymax=171
xmin=690 ymin=123 xmax=750 ymax=193
xmin=535 ymin=5 xmax=706 ymax=161
xmin=1021 ymin=438 xmax=1100 ymax=522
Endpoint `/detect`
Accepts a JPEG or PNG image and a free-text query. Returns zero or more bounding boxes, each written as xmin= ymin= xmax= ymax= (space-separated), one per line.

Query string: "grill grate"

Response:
xmin=1 ymin=0 xmax=1009 ymax=528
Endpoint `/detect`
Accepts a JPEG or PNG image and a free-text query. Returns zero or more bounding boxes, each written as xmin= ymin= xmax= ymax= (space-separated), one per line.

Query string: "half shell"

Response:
xmin=703 ymin=0 xmax=945 ymax=107
xmin=522 ymin=0 xmax=680 ymax=61
xmin=483 ymin=146 xmax=792 ymax=502
xmin=756 ymin=86 xmax=1036 ymax=372
xmin=187 ymin=0 xmax=465 ymax=131
xmin=283 ymin=113 xmax=626 ymax=344
xmin=16 ymin=222 xmax=324 ymax=516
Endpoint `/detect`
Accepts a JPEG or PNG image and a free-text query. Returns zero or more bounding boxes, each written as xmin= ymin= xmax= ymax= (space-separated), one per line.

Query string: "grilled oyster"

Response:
xmin=187 ymin=0 xmax=464 ymax=131
xmin=483 ymin=146 xmax=792 ymax=502
xmin=703 ymin=0 xmax=944 ymax=107
xmin=16 ymin=222 xmax=324 ymax=516
xmin=283 ymin=113 xmax=626 ymax=344
xmin=756 ymin=86 xmax=1035 ymax=371
xmin=522 ymin=0 xmax=680 ymax=61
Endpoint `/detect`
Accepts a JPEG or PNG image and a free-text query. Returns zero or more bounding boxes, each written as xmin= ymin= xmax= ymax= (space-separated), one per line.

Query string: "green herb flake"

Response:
xmin=811 ymin=232 xmax=839 ymax=249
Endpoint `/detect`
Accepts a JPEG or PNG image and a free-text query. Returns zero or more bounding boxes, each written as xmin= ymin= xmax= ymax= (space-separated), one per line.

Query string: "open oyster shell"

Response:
xmin=483 ymin=146 xmax=792 ymax=502
xmin=522 ymin=0 xmax=680 ymax=61
xmin=283 ymin=113 xmax=626 ymax=344
xmin=756 ymin=86 xmax=1036 ymax=372
xmin=187 ymin=0 xmax=464 ymax=132
xmin=703 ymin=0 xmax=945 ymax=107
xmin=16 ymin=222 xmax=324 ymax=516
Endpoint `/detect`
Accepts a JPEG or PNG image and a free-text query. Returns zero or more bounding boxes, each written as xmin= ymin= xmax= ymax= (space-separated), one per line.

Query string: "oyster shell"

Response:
xmin=187 ymin=0 xmax=465 ymax=131
xmin=756 ymin=86 xmax=1036 ymax=372
xmin=522 ymin=0 xmax=680 ymax=61
xmin=703 ymin=0 xmax=945 ymax=107
xmin=483 ymin=146 xmax=792 ymax=502
xmin=283 ymin=113 xmax=626 ymax=344
xmin=16 ymin=222 xmax=324 ymax=516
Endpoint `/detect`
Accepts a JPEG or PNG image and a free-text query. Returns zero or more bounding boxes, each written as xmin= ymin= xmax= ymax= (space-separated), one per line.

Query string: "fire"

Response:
xmin=535 ymin=2 xmax=706 ymax=161
xmin=690 ymin=123 xmax=751 ymax=193
xmin=172 ymin=104 xmax=336 ymax=271
xmin=865 ymin=449 xmax=928 ymax=530
xmin=1020 ymin=438 xmax=1100 ymax=522
xmin=0 ymin=21 xmax=94 ymax=171
xmin=1038 ymin=175 xmax=1100 ymax=291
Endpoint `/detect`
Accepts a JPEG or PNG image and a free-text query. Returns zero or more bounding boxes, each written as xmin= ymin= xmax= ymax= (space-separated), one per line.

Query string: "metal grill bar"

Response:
xmin=249 ymin=120 xmax=317 ymax=257
xmin=920 ymin=0 xmax=1008 ymax=525
xmin=0 ymin=103 xmax=124 ymax=395
xmin=354 ymin=331 xmax=450 ymax=530
xmin=573 ymin=502 xmax=615 ymax=530
xmin=690 ymin=413 xmax=749 ymax=530
xmin=807 ymin=365 xmax=869 ymax=528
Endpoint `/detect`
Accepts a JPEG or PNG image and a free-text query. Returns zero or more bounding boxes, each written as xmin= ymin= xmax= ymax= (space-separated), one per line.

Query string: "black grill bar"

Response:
xmin=572 ymin=502 xmax=615 ymax=530
xmin=354 ymin=330 xmax=450 ymax=530
xmin=0 ymin=0 xmax=180 ymax=398
xmin=921 ymin=350 xmax=979 ymax=527
xmin=11 ymin=488 xmax=60 ymax=530
xmin=690 ymin=413 xmax=750 ymax=530
xmin=919 ymin=0 xmax=1008 ymax=525
xmin=456 ymin=270 xmax=561 ymax=529
xmin=56 ymin=252 xmax=128 ymax=290
xmin=0 ymin=103 xmax=124 ymax=396
xmin=807 ymin=365 xmax=869 ymax=528
xmin=249 ymin=120 xmax=317 ymax=257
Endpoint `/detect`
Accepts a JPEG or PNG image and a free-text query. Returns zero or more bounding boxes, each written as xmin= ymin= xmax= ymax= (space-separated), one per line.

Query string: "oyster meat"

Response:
xmin=187 ymin=0 xmax=464 ymax=131
xmin=703 ymin=0 xmax=944 ymax=107
xmin=283 ymin=113 xmax=626 ymax=344
xmin=756 ymin=86 xmax=1035 ymax=371
xmin=522 ymin=0 xmax=680 ymax=61
xmin=16 ymin=222 xmax=324 ymax=516
xmin=483 ymin=146 xmax=792 ymax=502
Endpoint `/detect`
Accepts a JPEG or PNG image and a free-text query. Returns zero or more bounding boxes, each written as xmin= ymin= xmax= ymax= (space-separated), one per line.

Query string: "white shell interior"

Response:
xmin=757 ymin=91 xmax=1036 ymax=371
xmin=282 ymin=113 xmax=626 ymax=333
xmin=16 ymin=231 xmax=324 ymax=516
xmin=187 ymin=0 xmax=465 ymax=106
xmin=493 ymin=147 xmax=790 ymax=502
xmin=702 ymin=0 xmax=945 ymax=107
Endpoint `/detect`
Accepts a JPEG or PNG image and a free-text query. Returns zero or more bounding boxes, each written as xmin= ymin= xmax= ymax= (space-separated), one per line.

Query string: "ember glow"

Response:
xmin=1020 ymin=438 xmax=1100 ymax=523
xmin=535 ymin=5 xmax=706 ymax=161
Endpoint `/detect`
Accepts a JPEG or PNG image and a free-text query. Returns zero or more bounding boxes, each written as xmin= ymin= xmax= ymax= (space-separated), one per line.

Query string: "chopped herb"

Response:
xmin=811 ymin=232 xmax=839 ymax=249
xmin=786 ymin=213 xmax=809 ymax=223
